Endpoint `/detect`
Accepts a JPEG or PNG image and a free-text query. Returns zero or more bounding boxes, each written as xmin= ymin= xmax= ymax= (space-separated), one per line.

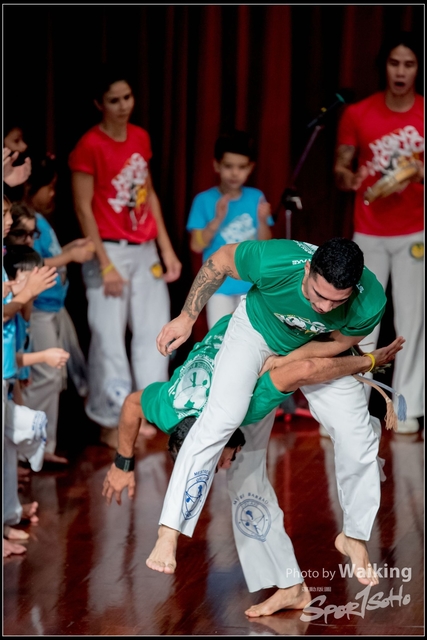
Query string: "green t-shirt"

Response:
xmin=141 ymin=314 xmax=290 ymax=434
xmin=234 ymin=239 xmax=386 ymax=354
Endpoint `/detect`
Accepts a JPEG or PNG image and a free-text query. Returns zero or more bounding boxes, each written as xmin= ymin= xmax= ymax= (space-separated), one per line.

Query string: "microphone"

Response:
xmin=307 ymin=90 xmax=352 ymax=128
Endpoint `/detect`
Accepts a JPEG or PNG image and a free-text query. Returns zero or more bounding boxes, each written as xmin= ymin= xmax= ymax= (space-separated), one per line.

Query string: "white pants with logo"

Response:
xmin=83 ymin=241 xmax=171 ymax=427
xmin=159 ymin=298 xmax=382 ymax=560
xmin=227 ymin=411 xmax=304 ymax=592
xmin=353 ymin=231 xmax=424 ymax=420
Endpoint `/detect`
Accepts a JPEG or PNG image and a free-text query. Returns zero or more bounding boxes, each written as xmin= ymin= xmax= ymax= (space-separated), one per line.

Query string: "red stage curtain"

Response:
xmin=3 ymin=5 xmax=423 ymax=351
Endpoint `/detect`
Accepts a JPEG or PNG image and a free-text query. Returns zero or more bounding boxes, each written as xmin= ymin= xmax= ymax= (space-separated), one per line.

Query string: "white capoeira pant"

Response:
xmin=3 ymin=380 xmax=47 ymax=526
xmin=227 ymin=410 xmax=304 ymax=592
xmin=206 ymin=293 xmax=244 ymax=330
xmin=353 ymin=231 xmax=424 ymax=420
xmin=82 ymin=240 xmax=171 ymax=427
xmin=159 ymin=297 xmax=382 ymax=545
xmin=21 ymin=309 xmax=64 ymax=454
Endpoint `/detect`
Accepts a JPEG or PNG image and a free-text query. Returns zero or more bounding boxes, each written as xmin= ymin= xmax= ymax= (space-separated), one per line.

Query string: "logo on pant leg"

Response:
xmin=235 ymin=498 xmax=271 ymax=541
xmin=182 ymin=471 xmax=210 ymax=520
xmin=105 ymin=379 xmax=132 ymax=418
xmin=410 ymin=242 xmax=424 ymax=259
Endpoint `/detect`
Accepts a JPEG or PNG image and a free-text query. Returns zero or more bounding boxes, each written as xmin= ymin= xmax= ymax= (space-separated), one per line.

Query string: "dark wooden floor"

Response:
xmin=4 ymin=410 xmax=424 ymax=636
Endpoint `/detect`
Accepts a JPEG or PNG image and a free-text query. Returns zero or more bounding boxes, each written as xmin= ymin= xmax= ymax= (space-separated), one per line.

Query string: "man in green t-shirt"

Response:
xmin=103 ymin=301 xmax=404 ymax=616
xmin=148 ymin=238 xmax=392 ymax=591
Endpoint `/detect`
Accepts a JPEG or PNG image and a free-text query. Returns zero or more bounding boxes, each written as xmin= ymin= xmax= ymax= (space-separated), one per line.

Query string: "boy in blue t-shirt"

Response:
xmin=186 ymin=130 xmax=274 ymax=328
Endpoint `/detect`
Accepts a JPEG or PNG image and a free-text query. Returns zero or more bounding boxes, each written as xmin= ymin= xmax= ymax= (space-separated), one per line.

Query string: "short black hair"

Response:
xmin=93 ymin=62 xmax=134 ymax=103
xmin=25 ymin=154 xmax=57 ymax=198
xmin=310 ymin=238 xmax=364 ymax=290
xmin=168 ymin=416 xmax=246 ymax=463
xmin=214 ymin=129 xmax=256 ymax=162
xmin=376 ymin=30 xmax=422 ymax=91
xmin=5 ymin=202 xmax=38 ymax=248
xmin=3 ymin=245 xmax=44 ymax=279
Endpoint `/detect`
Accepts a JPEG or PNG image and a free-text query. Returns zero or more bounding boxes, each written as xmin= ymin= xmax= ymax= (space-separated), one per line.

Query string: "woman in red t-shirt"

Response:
xmin=69 ymin=64 xmax=182 ymax=446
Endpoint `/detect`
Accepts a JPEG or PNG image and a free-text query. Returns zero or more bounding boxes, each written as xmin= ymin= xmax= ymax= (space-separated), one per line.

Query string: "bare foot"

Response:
xmin=21 ymin=502 xmax=39 ymax=524
xmin=138 ymin=423 xmax=157 ymax=439
xmin=245 ymin=582 xmax=312 ymax=617
xmin=146 ymin=525 xmax=179 ymax=574
xmin=335 ymin=532 xmax=379 ymax=586
xmin=43 ymin=452 xmax=69 ymax=465
xmin=3 ymin=539 xmax=27 ymax=557
xmin=100 ymin=427 xmax=118 ymax=450
xmin=4 ymin=526 xmax=29 ymax=541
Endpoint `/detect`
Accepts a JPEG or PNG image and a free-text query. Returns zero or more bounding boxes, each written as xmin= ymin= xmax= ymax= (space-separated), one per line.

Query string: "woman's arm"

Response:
xmin=146 ymin=172 xmax=182 ymax=283
xmin=71 ymin=171 xmax=126 ymax=296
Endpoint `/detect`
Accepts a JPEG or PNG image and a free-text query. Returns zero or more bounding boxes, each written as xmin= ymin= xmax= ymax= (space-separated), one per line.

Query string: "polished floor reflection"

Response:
xmin=4 ymin=415 xmax=424 ymax=636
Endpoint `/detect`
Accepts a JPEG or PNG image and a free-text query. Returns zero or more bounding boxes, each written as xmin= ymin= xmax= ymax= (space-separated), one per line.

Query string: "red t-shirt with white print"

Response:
xmin=69 ymin=123 xmax=158 ymax=243
xmin=337 ymin=92 xmax=424 ymax=236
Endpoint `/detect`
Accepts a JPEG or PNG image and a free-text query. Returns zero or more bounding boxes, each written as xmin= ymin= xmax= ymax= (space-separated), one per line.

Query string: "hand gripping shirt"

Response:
xmin=186 ymin=186 xmax=274 ymax=296
xmin=234 ymin=239 xmax=386 ymax=354
xmin=69 ymin=123 xmax=158 ymax=243
xmin=141 ymin=314 xmax=290 ymax=434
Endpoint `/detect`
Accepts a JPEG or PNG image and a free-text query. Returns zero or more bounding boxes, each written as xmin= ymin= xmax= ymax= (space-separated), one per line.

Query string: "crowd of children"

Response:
xmin=3 ymin=88 xmax=271 ymax=558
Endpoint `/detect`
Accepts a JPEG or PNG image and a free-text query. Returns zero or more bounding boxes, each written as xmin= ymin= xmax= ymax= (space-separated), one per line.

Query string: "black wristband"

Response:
xmin=114 ymin=452 xmax=135 ymax=472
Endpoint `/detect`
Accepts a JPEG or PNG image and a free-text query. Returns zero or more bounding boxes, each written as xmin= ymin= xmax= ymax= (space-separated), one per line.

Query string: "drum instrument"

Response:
xmin=363 ymin=156 xmax=419 ymax=205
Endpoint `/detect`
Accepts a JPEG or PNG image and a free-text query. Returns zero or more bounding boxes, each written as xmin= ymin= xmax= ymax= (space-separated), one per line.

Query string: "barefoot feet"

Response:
xmin=335 ymin=531 xmax=379 ymax=586
xmin=146 ymin=526 xmax=179 ymax=574
xmin=4 ymin=526 xmax=29 ymax=541
xmin=3 ymin=539 xmax=27 ymax=557
xmin=245 ymin=582 xmax=312 ymax=617
xmin=21 ymin=501 xmax=39 ymax=524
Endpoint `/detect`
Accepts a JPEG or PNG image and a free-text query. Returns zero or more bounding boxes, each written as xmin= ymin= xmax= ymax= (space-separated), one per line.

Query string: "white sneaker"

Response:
xmin=318 ymin=424 xmax=330 ymax=438
xmin=396 ymin=418 xmax=419 ymax=434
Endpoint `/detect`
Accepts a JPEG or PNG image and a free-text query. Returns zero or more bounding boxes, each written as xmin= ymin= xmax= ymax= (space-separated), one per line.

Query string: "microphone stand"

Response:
xmin=279 ymin=123 xmax=324 ymax=239
xmin=275 ymin=121 xmax=325 ymax=421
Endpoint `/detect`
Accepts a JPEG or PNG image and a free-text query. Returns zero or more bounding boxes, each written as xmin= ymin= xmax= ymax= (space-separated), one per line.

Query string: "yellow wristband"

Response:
xmin=194 ymin=229 xmax=209 ymax=249
xmin=101 ymin=263 xmax=115 ymax=277
xmin=365 ymin=352 xmax=376 ymax=373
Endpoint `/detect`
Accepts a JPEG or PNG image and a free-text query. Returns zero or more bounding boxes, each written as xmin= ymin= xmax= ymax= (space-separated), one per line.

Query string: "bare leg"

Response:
xmin=43 ymin=452 xmax=69 ymax=465
xmin=245 ymin=582 xmax=312 ymax=617
xmin=146 ymin=525 xmax=179 ymax=574
xmin=335 ymin=531 xmax=379 ymax=586
xmin=21 ymin=502 xmax=39 ymax=524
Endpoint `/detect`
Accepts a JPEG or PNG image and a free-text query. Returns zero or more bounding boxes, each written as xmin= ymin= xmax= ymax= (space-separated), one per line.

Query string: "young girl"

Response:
xmin=69 ymin=63 xmax=182 ymax=447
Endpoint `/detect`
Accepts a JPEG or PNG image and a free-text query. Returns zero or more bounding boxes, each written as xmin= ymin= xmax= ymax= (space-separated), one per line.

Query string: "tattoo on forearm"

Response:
xmin=336 ymin=145 xmax=356 ymax=167
xmin=335 ymin=145 xmax=357 ymax=188
xmin=182 ymin=258 xmax=228 ymax=319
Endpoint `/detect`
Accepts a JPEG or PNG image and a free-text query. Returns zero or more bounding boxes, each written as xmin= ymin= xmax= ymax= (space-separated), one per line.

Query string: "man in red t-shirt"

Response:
xmin=334 ymin=31 xmax=424 ymax=434
xmin=69 ymin=64 xmax=182 ymax=447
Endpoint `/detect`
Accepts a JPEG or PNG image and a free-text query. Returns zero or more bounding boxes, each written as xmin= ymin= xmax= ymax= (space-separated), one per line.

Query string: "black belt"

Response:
xmin=102 ymin=239 xmax=141 ymax=246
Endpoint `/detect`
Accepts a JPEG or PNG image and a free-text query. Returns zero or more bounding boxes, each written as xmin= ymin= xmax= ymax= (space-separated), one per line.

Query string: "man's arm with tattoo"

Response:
xmin=157 ymin=244 xmax=240 ymax=356
xmin=334 ymin=144 xmax=369 ymax=191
